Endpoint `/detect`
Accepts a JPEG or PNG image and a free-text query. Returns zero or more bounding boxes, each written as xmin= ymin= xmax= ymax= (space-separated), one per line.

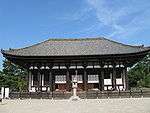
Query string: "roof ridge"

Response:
xmin=47 ymin=37 xmax=103 ymax=41
xmin=102 ymin=37 xmax=145 ymax=48
xmin=2 ymin=37 xmax=104 ymax=51
xmin=2 ymin=37 xmax=148 ymax=52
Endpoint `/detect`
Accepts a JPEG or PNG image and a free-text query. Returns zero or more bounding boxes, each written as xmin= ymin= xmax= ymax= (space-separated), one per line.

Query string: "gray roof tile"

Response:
xmin=2 ymin=37 xmax=150 ymax=56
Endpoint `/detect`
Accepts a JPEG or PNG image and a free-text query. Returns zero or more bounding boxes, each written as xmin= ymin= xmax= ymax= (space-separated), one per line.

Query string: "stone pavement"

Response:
xmin=0 ymin=98 xmax=150 ymax=113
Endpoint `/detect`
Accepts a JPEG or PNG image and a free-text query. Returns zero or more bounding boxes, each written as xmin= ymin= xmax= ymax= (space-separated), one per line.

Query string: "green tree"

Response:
xmin=1 ymin=59 xmax=27 ymax=92
xmin=128 ymin=53 xmax=150 ymax=88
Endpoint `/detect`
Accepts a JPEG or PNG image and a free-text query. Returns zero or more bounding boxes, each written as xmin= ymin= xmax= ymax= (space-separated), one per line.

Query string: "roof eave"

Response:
xmin=2 ymin=48 xmax=150 ymax=59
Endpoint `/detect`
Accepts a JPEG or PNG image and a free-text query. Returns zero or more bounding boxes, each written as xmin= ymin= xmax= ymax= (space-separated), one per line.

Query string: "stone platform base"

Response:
xmin=69 ymin=96 xmax=80 ymax=101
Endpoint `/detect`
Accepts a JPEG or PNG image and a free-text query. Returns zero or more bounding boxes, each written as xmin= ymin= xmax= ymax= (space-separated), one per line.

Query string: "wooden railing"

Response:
xmin=9 ymin=90 xmax=150 ymax=99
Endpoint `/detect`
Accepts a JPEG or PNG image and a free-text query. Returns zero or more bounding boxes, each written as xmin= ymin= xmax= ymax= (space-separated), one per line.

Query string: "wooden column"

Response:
xmin=112 ymin=63 xmax=116 ymax=90
xmin=31 ymin=72 xmax=34 ymax=87
xmin=98 ymin=73 xmax=101 ymax=91
xmin=28 ymin=71 xmax=32 ymax=92
xmin=83 ymin=66 xmax=88 ymax=91
xmin=66 ymin=65 xmax=71 ymax=91
xmin=123 ymin=66 xmax=129 ymax=90
xmin=99 ymin=62 xmax=104 ymax=91
xmin=125 ymin=67 xmax=129 ymax=90
xmin=99 ymin=69 xmax=104 ymax=91
xmin=49 ymin=69 xmax=53 ymax=92
xmin=52 ymin=72 xmax=55 ymax=92
xmin=37 ymin=69 xmax=42 ymax=92
xmin=42 ymin=73 xmax=44 ymax=86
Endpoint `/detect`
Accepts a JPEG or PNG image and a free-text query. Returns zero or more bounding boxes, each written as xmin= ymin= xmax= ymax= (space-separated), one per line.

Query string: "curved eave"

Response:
xmin=2 ymin=48 xmax=150 ymax=60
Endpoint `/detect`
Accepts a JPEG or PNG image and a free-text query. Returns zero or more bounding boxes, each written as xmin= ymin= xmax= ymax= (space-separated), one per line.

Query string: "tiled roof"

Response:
xmin=2 ymin=37 xmax=150 ymax=56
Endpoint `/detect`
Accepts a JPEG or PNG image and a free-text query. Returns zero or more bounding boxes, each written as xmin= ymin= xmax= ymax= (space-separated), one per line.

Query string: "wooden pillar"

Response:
xmin=49 ymin=69 xmax=53 ymax=92
xmin=26 ymin=69 xmax=29 ymax=91
xmin=125 ymin=67 xmax=129 ymax=90
xmin=37 ymin=69 xmax=42 ymax=92
xmin=42 ymin=73 xmax=44 ymax=86
xmin=52 ymin=72 xmax=55 ymax=92
xmin=99 ymin=62 xmax=104 ymax=91
xmin=28 ymin=71 xmax=32 ymax=92
xmin=123 ymin=66 xmax=129 ymax=90
xmin=31 ymin=72 xmax=34 ymax=86
xmin=99 ymin=69 xmax=104 ymax=91
xmin=112 ymin=63 xmax=116 ymax=90
xmin=66 ymin=65 xmax=71 ymax=91
xmin=98 ymin=73 xmax=101 ymax=91
xmin=83 ymin=66 xmax=88 ymax=91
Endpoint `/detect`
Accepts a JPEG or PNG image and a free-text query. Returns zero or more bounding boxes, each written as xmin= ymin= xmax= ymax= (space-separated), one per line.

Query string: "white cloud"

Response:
xmin=86 ymin=0 xmax=150 ymax=39
xmin=59 ymin=7 xmax=92 ymax=22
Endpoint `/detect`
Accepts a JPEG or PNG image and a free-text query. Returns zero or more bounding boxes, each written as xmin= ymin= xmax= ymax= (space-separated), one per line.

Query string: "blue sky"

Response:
xmin=0 ymin=0 xmax=150 ymax=69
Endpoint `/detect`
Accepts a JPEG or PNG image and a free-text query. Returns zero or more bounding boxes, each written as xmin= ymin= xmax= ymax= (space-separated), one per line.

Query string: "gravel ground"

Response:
xmin=0 ymin=98 xmax=150 ymax=113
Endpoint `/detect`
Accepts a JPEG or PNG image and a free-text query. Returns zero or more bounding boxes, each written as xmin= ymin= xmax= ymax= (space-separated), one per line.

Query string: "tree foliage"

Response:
xmin=0 ymin=59 xmax=27 ymax=92
xmin=128 ymin=53 xmax=150 ymax=88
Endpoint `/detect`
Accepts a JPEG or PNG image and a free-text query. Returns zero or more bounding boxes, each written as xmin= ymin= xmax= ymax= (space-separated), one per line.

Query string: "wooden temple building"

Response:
xmin=1 ymin=38 xmax=150 ymax=92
